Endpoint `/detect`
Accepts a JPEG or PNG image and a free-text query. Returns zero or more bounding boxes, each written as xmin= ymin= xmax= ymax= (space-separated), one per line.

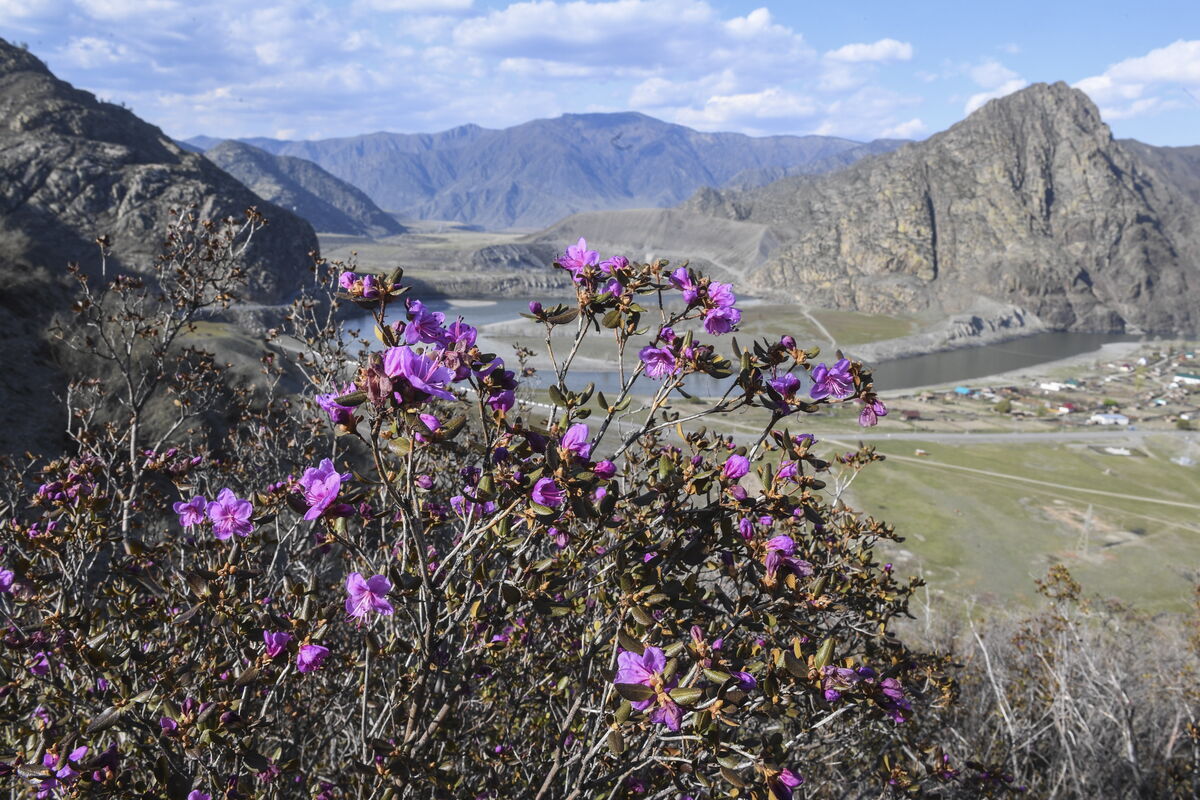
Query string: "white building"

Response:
xmin=1089 ymin=412 xmax=1130 ymax=426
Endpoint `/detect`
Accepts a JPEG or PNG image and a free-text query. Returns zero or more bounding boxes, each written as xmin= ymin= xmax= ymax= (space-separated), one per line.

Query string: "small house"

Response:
xmin=1089 ymin=412 xmax=1130 ymax=426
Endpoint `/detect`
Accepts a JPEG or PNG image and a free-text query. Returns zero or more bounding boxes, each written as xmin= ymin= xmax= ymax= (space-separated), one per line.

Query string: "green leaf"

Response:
xmin=548 ymin=308 xmax=579 ymax=325
xmin=607 ymin=729 xmax=625 ymax=754
xmin=815 ymin=637 xmax=836 ymax=670
xmin=334 ymin=391 xmax=367 ymax=407
xmin=668 ymin=686 xmax=704 ymax=705
xmin=86 ymin=706 xmax=124 ymax=734
xmin=614 ymin=683 xmax=655 ymax=702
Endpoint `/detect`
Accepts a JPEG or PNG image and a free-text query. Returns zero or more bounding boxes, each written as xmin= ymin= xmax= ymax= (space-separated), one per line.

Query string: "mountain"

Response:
xmin=681 ymin=82 xmax=1200 ymax=335
xmin=1119 ymin=140 xmax=1200 ymax=207
xmin=0 ymin=38 xmax=319 ymax=452
xmin=203 ymin=140 xmax=404 ymax=237
xmin=189 ymin=115 xmax=902 ymax=230
xmin=721 ymin=139 xmax=908 ymax=191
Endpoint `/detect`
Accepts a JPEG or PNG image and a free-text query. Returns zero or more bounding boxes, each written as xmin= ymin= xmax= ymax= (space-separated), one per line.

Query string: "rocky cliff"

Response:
xmin=0 ymin=40 xmax=318 ymax=303
xmin=685 ymin=82 xmax=1200 ymax=335
xmin=0 ymin=38 xmax=320 ymax=453
xmin=204 ymin=140 xmax=404 ymax=237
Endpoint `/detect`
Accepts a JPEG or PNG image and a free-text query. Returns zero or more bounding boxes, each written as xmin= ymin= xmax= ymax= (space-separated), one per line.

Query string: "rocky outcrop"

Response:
xmin=0 ymin=38 xmax=320 ymax=454
xmin=204 ymin=140 xmax=404 ymax=237
xmin=687 ymin=83 xmax=1200 ymax=335
xmin=0 ymin=40 xmax=318 ymax=303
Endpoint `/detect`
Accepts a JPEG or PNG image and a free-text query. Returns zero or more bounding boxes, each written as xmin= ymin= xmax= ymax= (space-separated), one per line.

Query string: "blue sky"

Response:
xmin=2 ymin=0 xmax=1197 ymax=144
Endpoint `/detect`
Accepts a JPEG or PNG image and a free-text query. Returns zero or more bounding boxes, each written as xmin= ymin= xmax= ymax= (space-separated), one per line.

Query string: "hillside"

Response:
xmin=0 ymin=38 xmax=319 ymax=452
xmin=191 ymin=115 xmax=902 ymax=229
xmin=682 ymin=82 xmax=1200 ymax=335
xmin=204 ymin=140 xmax=404 ymax=237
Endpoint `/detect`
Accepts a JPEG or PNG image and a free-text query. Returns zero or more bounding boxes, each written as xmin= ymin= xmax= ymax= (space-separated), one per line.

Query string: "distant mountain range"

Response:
xmin=465 ymin=83 xmax=1200 ymax=337
xmin=202 ymin=140 xmax=404 ymax=237
xmin=186 ymin=117 xmax=904 ymax=230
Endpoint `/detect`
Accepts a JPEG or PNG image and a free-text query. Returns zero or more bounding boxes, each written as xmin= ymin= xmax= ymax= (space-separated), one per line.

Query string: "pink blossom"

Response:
xmin=207 ymin=488 xmax=254 ymax=540
xmin=297 ymin=644 xmax=329 ymax=673
xmin=172 ymin=495 xmax=207 ymax=528
xmin=345 ymin=572 xmax=394 ymax=620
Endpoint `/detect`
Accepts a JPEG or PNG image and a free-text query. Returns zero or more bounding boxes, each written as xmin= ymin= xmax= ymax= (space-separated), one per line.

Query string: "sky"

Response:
xmin=1 ymin=0 xmax=1198 ymax=145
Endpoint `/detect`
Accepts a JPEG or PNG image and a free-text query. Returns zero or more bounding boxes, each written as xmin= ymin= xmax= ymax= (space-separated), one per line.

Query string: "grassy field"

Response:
xmin=836 ymin=435 xmax=1200 ymax=611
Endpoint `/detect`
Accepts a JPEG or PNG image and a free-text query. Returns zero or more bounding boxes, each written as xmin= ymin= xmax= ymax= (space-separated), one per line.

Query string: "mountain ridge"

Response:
xmin=203 ymin=140 xmax=405 ymax=237
xmin=677 ymin=82 xmax=1199 ymax=335
xmin=188 ymin=116 xmax=904 ymax=229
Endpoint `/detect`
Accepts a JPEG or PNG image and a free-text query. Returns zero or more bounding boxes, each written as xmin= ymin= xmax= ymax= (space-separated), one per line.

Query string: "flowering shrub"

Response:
xmin=0 ymin=221 xmax=998 ymax=799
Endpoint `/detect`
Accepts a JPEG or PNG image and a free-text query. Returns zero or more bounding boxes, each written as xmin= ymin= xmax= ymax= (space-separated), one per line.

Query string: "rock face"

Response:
xmin=0 ymin=38 xmax=320 ymax=454
xmin=686 ymin=83 xmax=1200 ymax=335
xmin=0 ymin=40 xmax=318 ymax=303
xmin=195 ymin=115 xmax=901 ymax=230
xmin=204 ymin=140 xmax=404 ymax=237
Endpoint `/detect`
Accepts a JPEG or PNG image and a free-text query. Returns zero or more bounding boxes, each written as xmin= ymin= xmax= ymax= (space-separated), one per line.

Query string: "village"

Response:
xmin=864 ymin=342 xmax=1200 ymax=439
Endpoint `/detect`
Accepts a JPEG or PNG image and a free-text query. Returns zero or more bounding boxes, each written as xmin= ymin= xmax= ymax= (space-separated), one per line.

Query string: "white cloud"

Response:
xmin=361 ymin=0 xmax=472 ymax=9
xmin=969 ymin=59 xmax=1019 ymax=89
xmin=76 ymin=0 xmax=178 ymax=19
xmin=1074 ymin=40 xmax=1200 ymax=119
xmin=673 ymin=87 xmax=818 ymax=130
xmin=58 ymin=36 xmax=133 ymax=68
xmin=880 ymin=117 xmax=925 ymax=138
xmin=453 ymin=0 xmax=715 ymax=53
xmin=964 ymin=78 xmax=1029 ymax=114
xmin=825 ymin=38 xmax=913 ymax=63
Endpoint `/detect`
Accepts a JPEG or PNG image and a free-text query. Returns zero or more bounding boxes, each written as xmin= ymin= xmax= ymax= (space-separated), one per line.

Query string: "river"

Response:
xmin=349 ymin=302 xmax=1140 ymax=397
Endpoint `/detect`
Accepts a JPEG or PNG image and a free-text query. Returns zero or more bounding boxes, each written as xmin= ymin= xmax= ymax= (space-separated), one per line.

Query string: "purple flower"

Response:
xmin=765 ymin=535 xmax=814 ymax=584
xmin=338 ymin=271 xmax=356 ymax=291
xmin=600 ymin=255 xmax=629 ymax=273
xmin=0 ymin=568 xmax=14 ymax=593
xmin=360 ymin=274 xmax=380 ymax=299
xmin=669 ymin=268 xmax=699 ymax=304
xmin=614 ymin=646 xmax=682 ymax=731
xmin=296 ymin=644 xmax=329 ymax=673
xmin=878 ymin=677 xmax=912 ymax=723
xmin=702 ymin=305 xmax=741 ymax=335
xmin=706 ymin=281 xmax=736 ymax=308
xmin=263 ymin=630 xmax=292 ymax=659
xmin=316 ymin=385 xmax=357 ymax=427
xmin=298 ymin=458 xmax=350 ymax=521
xmin=858 ymin=398 xmax=888 ymax=427
xmin=639 ymin=345 xmax=677 ymax=379
xmin=189 ymin=792 xmax=212 ymax=800
xmin=770 ymin=768 xmax=804 ymax=800
xmin=776 ymin=460 xmax=799 ymax=482
xmin=531 ymin=478 xmax=565 ymax=508
xmin=30 ymin=651 xmax=50 ymax=676
xmin=444 ymin=317 xmax=477 ymax=348
xmin=560 ymin=423 xmax=592 ymax=460
xmin=528 ymin=301 xmax=543 ymax=315
xmin=769 ymin=372 xmax=801 ymax=402
xmin=594 ymin=460 xmax=616 ymax=480
xmin=733 ymin=670 xmax=757 ymax=690
xmin=560 ymin=237 xmax=599 ymax=281
xmin=722 ymin=454 xmax=750 ymax=481
xmin=810 ymin=358 xmax=854 ymax=400
xmin=405 ymin=300 xmax=448 ymax=346
xmin=738 ymin=517 xmax=754 ymax=539
xmin=345 ymin=572 xmax=394 ymax=620
xmin=383 ymin=346 xmax=456 ymax=403
xmin=173 ymin=495 xmax=207 ymax=528
xmin=486 ymin=389 xmax=515 ymax=412
xmin=160 ymin=716 xmax=179 ymax=734
xmin=207 ymin=488 xmax=254 ymax=540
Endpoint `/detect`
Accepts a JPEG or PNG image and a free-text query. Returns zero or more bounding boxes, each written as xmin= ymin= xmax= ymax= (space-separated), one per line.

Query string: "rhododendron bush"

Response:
xmin=0 ymin=215 xmax=999 ymax=799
